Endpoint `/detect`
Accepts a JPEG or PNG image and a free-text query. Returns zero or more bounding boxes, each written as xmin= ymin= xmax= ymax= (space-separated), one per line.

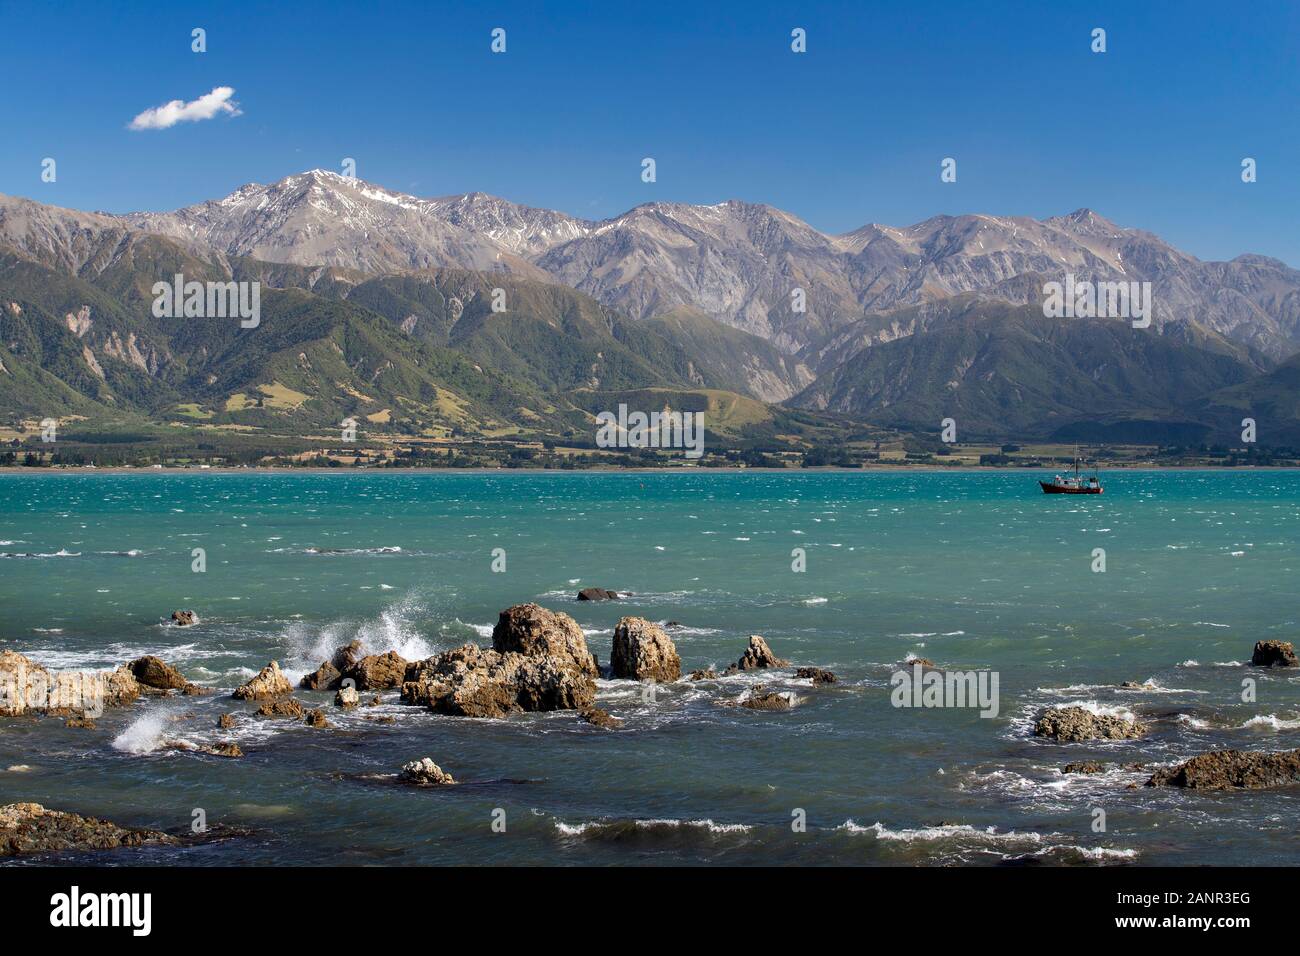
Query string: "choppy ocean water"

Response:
xmin=0 ymin=469 xmax=1296 ymax=866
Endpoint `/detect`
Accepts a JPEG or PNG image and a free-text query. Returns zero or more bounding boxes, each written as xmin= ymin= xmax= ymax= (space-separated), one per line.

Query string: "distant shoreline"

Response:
xmin=2 ymin=465 xmax=1296 ymax=475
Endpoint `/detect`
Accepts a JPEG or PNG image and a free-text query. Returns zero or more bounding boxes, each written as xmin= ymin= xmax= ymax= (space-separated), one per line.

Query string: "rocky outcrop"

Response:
xmin=348 ymin=651 xmax=408 ymax=690
xmin=256 ymin=698 xmax=305 ymax=719
xmin=170 ymin=610 xmax=197 ymax=627
xmin=576 ymin=587 xmax=619 ymax=601
xmin=1033 ymin=706 xmax=1147 ymax=742
xmin=0 ymin=802 xmax=177 ymax=857
xmin=1250 ymin=640 xmax=1297 ymax=667
xmin=0 ymin=650 xmax=140 ymax=717
xmin=403 ymin=644 xmax=595 ymax=719
xmin=128 ymin=655 xmax=188 ymax=690
xmin=305 ymin=708 xmax=331 ymax=728
xmin=300 ymin=639 xmax=364 ymax=690
xmin=1146 ymin=749 xmax=1300 ymax=790
xmin=610 ymin=617 xmax=681 ymax=682
xmin=401 ymin=757 xmax=456 ymax=786
xmin=231 ymin=661 xmax=291 ymax=700
xmin=739 ymin=685 xmax=796 ymax=711
xmin=689 ymin=668 xmax=717 ymax=681
xmin=492 ymin=604 xmax=598 ymax=678
xmin=903 ymin=657 xmax=935 ymax=669
xmin=795 ymin=667 xmax=837 ymax=684
xmin=334 ymin=686 xmax=360 ymax=708
xmin=579 ymin=707 xmax=623 ymax=729
xmin=725 ymin=636 xmax=789 ymax=673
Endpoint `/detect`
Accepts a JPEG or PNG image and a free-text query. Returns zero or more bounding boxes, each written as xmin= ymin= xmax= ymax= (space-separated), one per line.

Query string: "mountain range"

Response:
xmin=2 ymin=170 xmax=1298 ymax=449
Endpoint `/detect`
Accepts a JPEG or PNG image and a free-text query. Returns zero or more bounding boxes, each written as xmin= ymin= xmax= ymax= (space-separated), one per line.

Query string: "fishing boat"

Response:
xmin=1040 ymin=453 xmax=1103 ymax=494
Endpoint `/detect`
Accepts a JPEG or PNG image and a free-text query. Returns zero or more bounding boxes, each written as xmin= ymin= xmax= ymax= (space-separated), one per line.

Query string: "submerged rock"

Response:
xmin=795 ymin=666 xmax=837 ymax=684
xmin=739 ymin=685 xmax=796 ymax=711
xmin=128 ymin=655 xmax=188 ymax=690
xmin=231 ymin=661 xmax=291 ymax=701
xmin=725 ymin=636 xmax=789 ymax=674
xmin=1250 ymin=640 xmax=1298 ymax=668
xmin=1146 ymin=748 xmax=1300 ymax=790
xmin=255 ymin=698 xmax=305 ymax=719
xmin=688 ymin=668 xmax=717 ymax=681
xmin=170 ymin=610 xmax=197 ymax=627
xmin=579 ymin=707 xmax=623 ymax=729
xmin=401 ymin=757 xmax=456 ymax=786
xmin=1033 ymin=706 xmax=1147 ymax=742
xmin=576 ymin=587 xmax=619 ymax=602
xmin=0 ymin=802 xmax=176 ymax=857
xmin=610 ymin=617 xmax=681 ymax=682
xmin=1062 ymin=761 xmax=1106 ymax=774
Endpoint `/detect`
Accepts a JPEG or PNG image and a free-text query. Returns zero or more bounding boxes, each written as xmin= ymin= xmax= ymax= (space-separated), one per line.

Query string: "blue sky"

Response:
xmin=2 ymin=0 xmax=1297 ymax=264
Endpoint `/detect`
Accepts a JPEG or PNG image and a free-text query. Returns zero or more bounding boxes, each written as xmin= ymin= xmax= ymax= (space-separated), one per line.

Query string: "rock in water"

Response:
xmin=170 ymin=610 xmax=197 ymax=627
xmin=347 ymin=651 xmax=409 ymax=690
xmin=402 ymin=642 xmax=596 ymax=719
xmin=610 ymin=617 xmax=681 ymax=682
xmin=217 ymin=713 xmax=236 ymax=729
xmin=231 ymin=661 xmax=292 ymax=700
xmin=128 ymin=655 xmax=188 ymax=690
xmin=576 ymin=587 xmax=619 ymax=601
xmin=300 ymin=639 xmax=363 ymax=690
xmin=334 ymin=686 xmax=360 ymax=708
xmin=740 ymin=685 xmax=796 ymax=711
xmin=491 ymin=603 xmax=599 ymax=678
xmin=255 ymin=698 xmax=305 ymax=719
xmin=0 ymin=802 xmax=176 ymax=857
xmin=1146 ymin=748 xmax=1300 ymax=790
xmin=0 ymin=650 xmax=140 ymax=717
xmin=688 ymin=668 xmax=717 ymax=681
xmin=1062 ymin=761 xmax=1106 ymax=774
xmin=725 ymin=636 xmax=789 ymax=673
xmin=401 ymin=757 xmax=456 ymax=786
xmin=1250 ymin=640 xmax=1298 ymax=667
xmin=579 ymin=707 xmax=623 ymax=729
xmin=1033 ymin=706 xmax=1147 ymax=742
xmin=304 ymin=708 xmax=331 ymax=728
xmin=795 ymin=666 xmax=837 ymax=684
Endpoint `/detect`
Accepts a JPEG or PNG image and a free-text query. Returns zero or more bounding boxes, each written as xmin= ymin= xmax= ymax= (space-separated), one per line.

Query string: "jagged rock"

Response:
xmin=208 ymin=742 xmax=243 ymax=759
xmin=128 ymin=655 xmax=188 ymax=690
xmin=1250 ymin=640 xmax=1298 ymax=667
xmin=402 ymin=641 xmax=596 ymax=718
xmin=1146 ymin=748 xmax=1300 ymax=790
xmin=217 ymin=713 xmax=236 ymax=729
xmin=1033 ymin=706 xmax=1147 ymax=742
xmin=255 ymin=698 xmax=304 ymax=719
xmin=724 ymin=636 xmax=789 ymax=674
xmin=576 ymin=587 xmax=619 ymax=601
xmin=170 ymin=610 xmax=197 ymax=627
xmin=689 ymin=668 xmax=717 ymax=681
xmin=492 ymin=603 xmax=599 ymax=678
xmin=401 ymin=757 xmax=456 ymax=786
xmin=304 ymin=708 xmax=330 ymax=728
xmin=610 ymin=617 xmax=681 ymax=682
xmin=231 ymin=661 xmax=291 ymax=700
xmin=0 ymin=651 xmax=140 ymax=717
xmin=0 ymin=802 xmax=177 ymax=857
xmin=346 ymin=651 xmax=409 ymax=690
xmin=796 ymin=666 xmax=837 ymax=684
xmin=334 ymin=686 xmax=360 ymax=708
xmin=579 ymin=707 xmax=623 ymax=729
xmin=300 ymin=661 xmax=341 ymax=691
xmin=1062 ymin=761 xmax=1106 ymax=774
xmin=300 ymin=639 xmax=364 ymax=690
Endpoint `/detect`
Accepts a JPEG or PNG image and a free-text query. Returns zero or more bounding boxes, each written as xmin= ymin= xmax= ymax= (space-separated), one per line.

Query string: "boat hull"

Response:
xmin=1040 ymin=481 xmax=1103 ymax=494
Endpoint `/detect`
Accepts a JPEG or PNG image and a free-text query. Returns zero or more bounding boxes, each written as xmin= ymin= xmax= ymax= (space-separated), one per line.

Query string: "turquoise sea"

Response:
xmin=0 ymin=470 xmax=1297 ymax=865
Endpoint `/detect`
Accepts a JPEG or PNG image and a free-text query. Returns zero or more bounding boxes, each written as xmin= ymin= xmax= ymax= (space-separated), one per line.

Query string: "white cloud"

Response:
xmin=128 ymin=86 xmax=242 ymax=131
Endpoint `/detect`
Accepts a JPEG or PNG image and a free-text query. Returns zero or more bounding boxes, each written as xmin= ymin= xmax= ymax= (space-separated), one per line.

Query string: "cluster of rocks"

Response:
xmin=1250 ymin=640 xmax=1297 ymax=667
xmin=0 ymin=649 xmax=208 ymax=720
xmin=170 ymin=609 xmax=198 ymax=627
xmin=301 ymin=640 xmax=408 ymax=692
xmin=1146 ymin=748 xmax=1300 ymax=790
xmin=0 ymin=802 xmax=176 ymax=857
xmin=1033 ymin=706 xmax=1147 ymax=742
